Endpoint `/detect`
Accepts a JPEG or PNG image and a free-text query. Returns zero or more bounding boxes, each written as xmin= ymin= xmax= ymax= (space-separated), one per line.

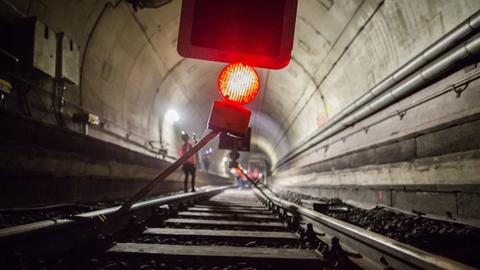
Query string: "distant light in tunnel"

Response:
xmin=165 ymin=109 xmax=179 ymax=122
xmin=218 ymin=63 xmax=260 ymax=105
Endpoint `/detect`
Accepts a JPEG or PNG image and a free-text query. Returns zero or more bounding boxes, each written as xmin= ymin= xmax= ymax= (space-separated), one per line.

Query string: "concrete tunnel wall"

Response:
xmin=1 ymin=0 xmax=480 ymax=220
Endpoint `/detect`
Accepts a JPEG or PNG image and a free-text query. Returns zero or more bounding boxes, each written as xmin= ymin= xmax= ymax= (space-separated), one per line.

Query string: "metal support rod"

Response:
xmin=116 ymin=129 xmax=220 ymax=214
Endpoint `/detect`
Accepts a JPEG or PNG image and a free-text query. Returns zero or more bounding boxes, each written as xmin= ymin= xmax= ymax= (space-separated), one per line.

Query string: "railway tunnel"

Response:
xmin=1 ymin=0 xmax=480 ymax=269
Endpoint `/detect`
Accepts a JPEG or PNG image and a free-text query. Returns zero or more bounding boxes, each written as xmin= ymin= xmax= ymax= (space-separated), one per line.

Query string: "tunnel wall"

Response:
xmin=262 ymin=1 xmax=480 ymax=224
xmin=2 ymin=0 xmax=479 ymax=165
xmin=270 ymin=68 xmax=480 ymax=224
xmin=0 ymin=0 xmax=193 ymax=161
xmin=1 ymin=0 xmax=480 ymax=221
xmin=275 ymin=0 xmax=480 ymax=149
xmin=269 ymin=1 xmax=480 ymax=224
xmin=0 ymin=112 xmax=232 ymax=207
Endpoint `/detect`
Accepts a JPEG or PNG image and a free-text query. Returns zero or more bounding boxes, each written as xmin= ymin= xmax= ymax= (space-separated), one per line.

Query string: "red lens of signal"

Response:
xmin=218 ymin=63 xmax=260 ymax=105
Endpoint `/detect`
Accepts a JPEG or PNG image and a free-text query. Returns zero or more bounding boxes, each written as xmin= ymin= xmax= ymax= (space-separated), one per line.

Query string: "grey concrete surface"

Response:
xmin=416 ymin=119 xmax=480 ymax=158
xmin=277 ymin=116 xmax=480 ymax=178
xmin=0 ymin=113 xmax=231 ymax=206
xmin=393 ymin=191 xmax=457 ymax=217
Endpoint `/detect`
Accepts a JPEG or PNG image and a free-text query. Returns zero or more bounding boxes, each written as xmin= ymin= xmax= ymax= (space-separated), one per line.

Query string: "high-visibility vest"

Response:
xmin=180 ymin=142 xmax=197 ymax=165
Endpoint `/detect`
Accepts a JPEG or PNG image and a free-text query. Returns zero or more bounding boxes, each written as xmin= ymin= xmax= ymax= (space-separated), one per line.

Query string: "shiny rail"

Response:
xmin=0 ymin=186 xmax=231 ymax=258
xmin=253 ymin=187 xmax=476 ymax=270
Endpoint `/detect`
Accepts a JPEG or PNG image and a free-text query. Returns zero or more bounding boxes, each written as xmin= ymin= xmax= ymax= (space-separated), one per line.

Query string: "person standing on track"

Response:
xmin=179 ymin=131 xmax=197 ymax=192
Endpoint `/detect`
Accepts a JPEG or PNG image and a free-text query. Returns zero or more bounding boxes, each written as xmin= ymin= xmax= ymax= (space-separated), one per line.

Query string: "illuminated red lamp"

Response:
xmin=218 ymin=63 xmax=260 ymax=105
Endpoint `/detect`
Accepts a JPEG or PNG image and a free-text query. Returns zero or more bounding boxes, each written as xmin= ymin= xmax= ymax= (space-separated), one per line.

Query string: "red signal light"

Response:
xmin=218 ymin=63 xmax=260 ymax=105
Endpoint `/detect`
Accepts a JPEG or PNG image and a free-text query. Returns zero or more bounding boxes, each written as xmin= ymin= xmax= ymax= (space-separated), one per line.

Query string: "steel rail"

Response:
xmin=0 ymin=185 xmax=230 ymax=257
xmin=253 ymin=187 xmax=476 ymax=270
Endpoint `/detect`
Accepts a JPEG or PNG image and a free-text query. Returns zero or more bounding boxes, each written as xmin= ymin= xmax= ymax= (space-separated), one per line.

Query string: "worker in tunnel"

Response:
xmin=191 ymin=132 xmax=200 ymax=173
xmin=233 ymin=167 xmax=245 ymax=189
xmin=179 ymin=131 xmax=197 ymax=192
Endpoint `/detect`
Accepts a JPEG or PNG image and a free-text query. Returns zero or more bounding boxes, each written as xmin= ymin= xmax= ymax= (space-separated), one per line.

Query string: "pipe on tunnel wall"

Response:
xmin=278 ymin=34 xmax=480 ymax=169
xmin=276 ymin=10 xmax=480 ymax=169
xmin=343 ymin=37 xmax=480 ymax=125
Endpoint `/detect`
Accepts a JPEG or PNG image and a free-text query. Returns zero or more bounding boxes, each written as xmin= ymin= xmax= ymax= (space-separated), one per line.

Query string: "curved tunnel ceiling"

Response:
xmin=26 ymin=0 xmax=479 ymax=169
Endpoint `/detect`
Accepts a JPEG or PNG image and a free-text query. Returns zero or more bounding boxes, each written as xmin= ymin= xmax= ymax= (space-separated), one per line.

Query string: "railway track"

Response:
xmin=108 ymin=189 xmax=323 ymax=270
xmin=0 ymin=186 xmax=477 ymax=270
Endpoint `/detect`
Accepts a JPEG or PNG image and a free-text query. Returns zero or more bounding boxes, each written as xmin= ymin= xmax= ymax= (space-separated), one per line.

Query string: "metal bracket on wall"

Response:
xmin=397 ymin=110 xmax=406 ymax=120
xmin=452 ymin=83 xmax=468 ymax=98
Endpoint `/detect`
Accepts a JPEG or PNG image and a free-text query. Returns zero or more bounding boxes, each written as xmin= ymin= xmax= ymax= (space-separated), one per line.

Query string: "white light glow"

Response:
xmin=165 ymin=109 xmax=179 ymax=122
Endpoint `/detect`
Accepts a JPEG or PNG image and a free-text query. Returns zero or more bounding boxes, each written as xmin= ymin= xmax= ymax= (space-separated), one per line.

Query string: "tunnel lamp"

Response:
xmin=218 ymin=63 xmax=260 ymax=105
xmin=165 ymin=109 xmax=179 ymax=122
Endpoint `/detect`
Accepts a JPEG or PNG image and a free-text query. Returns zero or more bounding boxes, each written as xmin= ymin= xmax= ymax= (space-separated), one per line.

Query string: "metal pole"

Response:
xmin=116 ymin=129 xmax=220 ymax=214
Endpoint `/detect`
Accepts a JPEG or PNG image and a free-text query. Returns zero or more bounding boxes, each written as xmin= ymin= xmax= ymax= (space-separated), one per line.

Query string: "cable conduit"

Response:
xmin=276 ymin=11 xmax=480 ymax=169
xmin=277 ymin=33 xmax=480 ymax=169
